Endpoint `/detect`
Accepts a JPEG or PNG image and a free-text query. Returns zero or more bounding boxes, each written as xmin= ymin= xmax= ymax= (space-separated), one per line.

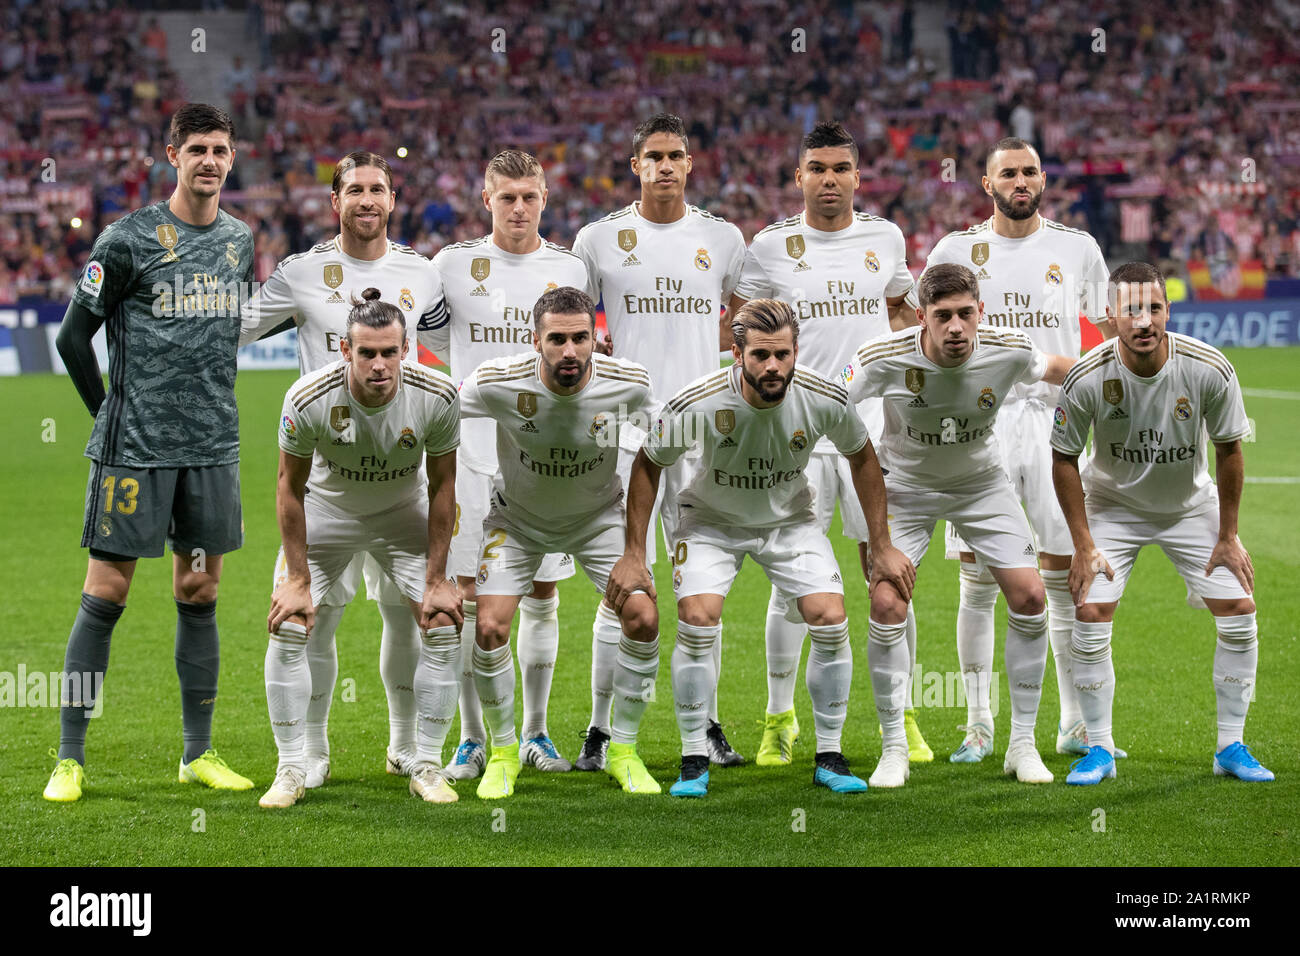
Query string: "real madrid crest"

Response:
xmin=471 ymin=258 xmax=491 ymax=282
xmin=618 ymin=229 xmax=637 ymax=252
xmin=970 ymin=242 xmax=990 ymax=267
xmin=1174 ymin=396 xmax=1192 ymax=421
xmin=156 ymin=224 xmax=179 ymax=262
xmin=715 ymin=409 xmax=735 ymax=434
xmin=789 ymin=429 xmax=808 ymax=452
xmin=1103 ymin=379 xmax=1124 ymax=406
xmin=225 ymin=242 xmax=239 ymax=268
xmin=399 ymin=288 xmax=415 ymax=311
xmin=517 ymin=393 xmax=538 ymax=418
xmin=398 ymin=427 xmax=417 ymax=450
xmin=1045 ymin=263 xmax=1063 ymax=285
xmin=323 ymin=264 xmax=344 ymax=289
xmin=588 ymin=412 xmax=611 ymax=440
xmin=905 ymin=368 xmax=925 ymax=394
xmin=786 ymin=235 xmax=806 ymax=260
xmin=695 ymin=248 xmax=711 ymax=271
xmin=978 ymin=387 xmax=995 ymax=410
xmin=864 ymin=250 xmax=880 ymax=273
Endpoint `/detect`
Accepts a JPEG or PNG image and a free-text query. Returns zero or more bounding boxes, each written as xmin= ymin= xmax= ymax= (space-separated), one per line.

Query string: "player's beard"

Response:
xmin=993 ymin=186 xmax=1042 ymax=221
xmin=344 ymin=206 xmax=388 ymax=243
xmin=743 ymin=365 xmax=794 ymax=404
xmin=547 ymin=354 xmax=591 ymax=389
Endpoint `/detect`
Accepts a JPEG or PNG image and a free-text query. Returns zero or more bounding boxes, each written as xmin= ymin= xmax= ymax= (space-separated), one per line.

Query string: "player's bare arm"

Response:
xmin=270 ymin=450 xmax=315 ymax=634
xmin=1208 ymin=438 xmax=1253 ymax=594
xmin=722 ymin=293 xmax=747 ymax=350
xmin=606 ymin=448 xmax=661 ymax=611
xmin=1051 ymin=449 xmax=1113 ymax=606
xmin=887 ymin=293 xmax=918 ymax=331
xmin=420 ymin=449 xmax=464 ymax=630
xmin=845 ymin=439 xmax=915 ymax=601
xmin=1041 ymin=353 xmax=1077 ymax=386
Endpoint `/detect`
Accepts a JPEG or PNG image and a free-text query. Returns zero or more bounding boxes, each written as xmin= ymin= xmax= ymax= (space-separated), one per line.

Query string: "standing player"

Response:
xmin=922 ymin=137 xmax=1112 ymax=762
xmin=44 ymin=104 xmax=255 ymax=802
xmin=1052 ymin=263 xmax=1272 ymax=785
xmin=458 ymin=287 xmax=662 ymax=799
xmin=608 ymin=299 xmax=915 ymax=797
xmin=573 ymin=113 xmax=747 ymax=770
xmin=427 ymin=150 xmax=587 ymax=780
xmin=839 ymin=264 xmax=1075 ymax=787
xmin=241 ymin=151 xmax=447 ymax=788
xmin=729 ymin=121 xmax=929 ymax=766
xmin=261 ymin=290 xmax=463 ymax=808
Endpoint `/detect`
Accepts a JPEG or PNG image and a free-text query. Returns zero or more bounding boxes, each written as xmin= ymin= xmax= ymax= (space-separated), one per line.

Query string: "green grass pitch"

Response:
xmin=1 ymin=348 xmax=1296 ymax=866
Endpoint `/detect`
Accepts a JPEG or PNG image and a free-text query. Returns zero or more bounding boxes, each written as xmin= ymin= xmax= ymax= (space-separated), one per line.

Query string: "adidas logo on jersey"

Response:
xmin=622 ymin=253 xmax=641 ymax=267
xmin=520 ymin=421 xmax=539 ymax=433
xmin=793 ymin=260 xmax=811 ymax=272
xmin=975 ymin=268 xmax=991 ymax=280
xmin=1023 ymin=543 xmax=1036 ymax=555
xmin=470 ymin=284 xmax=489 ymax=297
xmin=907 ymin=396 xmax=927 ymax=407
xmin=718 ymin=435 xmax=737 ymax=448
xmin=1107 ymin=407 xmax=1128 ymax=420
xmin=325 ymin=291 xmax=344 ymax=303
xmin=830 ymin=572 xmax=841 ymax=584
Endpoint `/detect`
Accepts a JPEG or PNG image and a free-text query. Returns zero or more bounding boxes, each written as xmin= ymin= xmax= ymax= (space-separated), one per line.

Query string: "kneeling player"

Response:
xmin=1051 ymin=262 xmax=1272 ymax=785
xmin=262 ymin=290 xmax=463 ymax=808
xmin=839 ymin=264 xmax=1075 ymax=786
xmin=458 ymin=287 xmax=662 ymax=798
xmin=609 ymin=298 xmax=915 ymax=797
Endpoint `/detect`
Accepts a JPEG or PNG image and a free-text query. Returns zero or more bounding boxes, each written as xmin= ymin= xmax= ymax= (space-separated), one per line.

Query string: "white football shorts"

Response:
xmin=449 ymin=466 xmax=575 ymax=583
xmin=474 ymin=503 xmax=632 ymax=598
xmin=670 ymin=512 xmax=845 ymax=601
xmin=889 ymin=474 xmax=1039 ymax=571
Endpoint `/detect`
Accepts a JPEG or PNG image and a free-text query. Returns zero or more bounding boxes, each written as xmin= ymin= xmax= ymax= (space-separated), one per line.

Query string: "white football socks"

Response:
xmin=518 ymin=594 xmax=559 ymax=741
xmin=304 ymin=604 xmax=344 ymax=759
xmin=611 ymin=633 xmax=659 ymax=745
xmin=472 ymin=642 xmax=517 ymax=747
xmin=1042 ymin=568 xmax=1083 ymax=728
xmin=378 ymin=601 xmax=420 ymax=755
xmin=709 ymin=622 xmax=723 ymax=723
xmin=904 ymin=602 xmax=918 ymax=708
xmin=1213 ymin=612 xmax=1258 ymax=752
xmin=763 ymin=587 xmax=805 ymax=714
xmin=806 ymin=620 xmax=851 ymax=753
xmin=672 ymin=621 xmax=719 ymax=757
xmin=413 ymin=625 xmax=460 ymax=767
xmin=454 ymin=600 xmax=486 ymax=744
xmin=1005 ymin=609 xmax=1049 ymax=746
xmin=266 ymin=621 xmax=310 ymax=771
xmin=1070 ymin=618 xmax=1115 ymax=754
xmin=868 ymin=617 xmax=909 ymax=750
xmin=956 ymin=563 xmax=998 ymax=729
xmin=588 ymin=601 xmax=621 ymax=733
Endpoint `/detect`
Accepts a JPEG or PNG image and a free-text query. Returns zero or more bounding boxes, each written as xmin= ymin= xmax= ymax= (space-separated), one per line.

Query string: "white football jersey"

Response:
xmin=646 ymin=365 xmax=868 ymax=529
xmin=430 ymin=235 xmax=589 ymax=476
xmin=278 ymin=361 xmax=460 ymax=518
xmin=458 ymin=352 xmax=656 ymax=538
xmin=924 ymin=216 xmax=1107 ymax=403
xmin=1051 ymin=332 xmax=1250 ymax=517
xmin=840 ymin=326 xmax=1047 ymax=491
xmin=573 ymin=203 xmax=745 ymax=405
xmin=241 ymin=236 xmax=447 ymax=375
xmin=736 ymin=210 xmax=914 ymax=449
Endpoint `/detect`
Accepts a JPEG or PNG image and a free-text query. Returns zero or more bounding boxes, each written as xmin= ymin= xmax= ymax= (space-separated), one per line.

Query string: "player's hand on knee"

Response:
xmin=1070 ymin=548 xmax=1112 ymax=608
xmin=1206 ymin=536 xmax=1253 ymax=595
xmin=870 ymin=544 xmax=915 ymax=603
xmin=605 ymin=553 xmax=654 ymax=613
xmin=420 ymin=578 xmax=465 ymax=630
xmin=269 ymin=579 xmax=314 ymax=635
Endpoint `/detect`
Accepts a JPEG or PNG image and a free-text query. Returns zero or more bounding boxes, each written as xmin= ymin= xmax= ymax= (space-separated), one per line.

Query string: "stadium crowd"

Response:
xmin=3 ymin=0 xmax=1300 ymax=303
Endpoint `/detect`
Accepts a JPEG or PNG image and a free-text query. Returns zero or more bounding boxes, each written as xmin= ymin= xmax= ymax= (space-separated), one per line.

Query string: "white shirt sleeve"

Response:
xmin=1050 ymin=377 xmax=1092 ymax=456
xmin=572 ymin=227 xmax=602 ymax=303
xmin=826 ymin=400 xmax=870 ymax=456
xmin=1204 ymin=367 xmax=1252 ymax=444
xmin=241 ymin=261 xmax=301 ymax=346
xmin=456 ymin=366 xmax=491 ymax=420
xmin=1080 ymin=238 xmax=1110 ymax=323
xmin=278 ymin=386 xmax=318 ymax=457
xmin=733 ymin=245 xmax=774 ymax=303
xmin=720 ymin=225 xmax=747 ymax=302
xmin=424 ymin=390 xmax=461 ymax=457
xmin=420 ymin=254 xmax=452 ymax=354
xmin=884 ymin=224 xmax=915 ymax=298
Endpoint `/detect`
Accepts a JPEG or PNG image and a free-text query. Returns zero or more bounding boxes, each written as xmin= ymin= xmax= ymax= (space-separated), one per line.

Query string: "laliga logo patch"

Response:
xmin=81 ymin=260 xmax=104 ymax=297
xmin=399 ymin=288 xmax=415 ymax=311
xmin=281 ymin=415 xmax=296 ymax=438
xmin=476 ymin=564 xmax=489 ymax=585
xmin=978 ymin=386 xmax=996 ymax=410
xmin=1054 ymin=407 xmax=1067 ymax=428
xmin=655 ymin=417 xmax=666 ymax=440
xmin=864 ymin=250 xmax=880 ymax=273
xmin=789 ymin=429 xmax=808 ymax=452
xmin=840 ymin=362 xmax=854 ymax=385
xmin=694 ymin=247 xmax=711 ymax=271
xmin=398 ymin=427 xmax=417 ymax=450
xmin=1174 ymin=396 xmax=1192 ymax=421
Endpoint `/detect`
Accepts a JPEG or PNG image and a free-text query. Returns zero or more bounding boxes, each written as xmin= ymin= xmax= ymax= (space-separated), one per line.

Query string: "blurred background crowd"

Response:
xmin=3 ymin=0 xmax=1299 ymax=304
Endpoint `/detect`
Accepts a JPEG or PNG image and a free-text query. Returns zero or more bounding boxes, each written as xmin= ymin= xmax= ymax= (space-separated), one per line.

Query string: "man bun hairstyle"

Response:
xmin=532 ymin=286 xmax=596 ymax=331
xmin=731 ymin=298 xmax=799 ymax=350
xmin=345 ymin=287 xmax=404 ymax=343
xmin=917 ymin=263 xmax=981 ymax=309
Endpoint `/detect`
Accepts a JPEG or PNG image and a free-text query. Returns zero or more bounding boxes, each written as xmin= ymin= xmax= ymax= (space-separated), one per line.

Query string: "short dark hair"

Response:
xmin=345 ymin=287 xmax=405 ymax=344
xmin=632 ymin=113 xmax=688 ymax=158
xmin=533 ymin=286 xmax=596 ymax=331
xmin=1109 ymin=261 xmax=1167 ymax=306
xmin=800 ymin=121 xmax=858 ymax=166
xmin=731 ymin=298 xmax=799 ymax=350
xmin=168 ymin=103 xmax=236 ymax=150
xmin=985 ymin=136 xmax=1040 ymax=173
xmin=918 ymin=263 xmax=981 ymax=309
xmin=333 ymin=151 xmax=393 ymax=194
